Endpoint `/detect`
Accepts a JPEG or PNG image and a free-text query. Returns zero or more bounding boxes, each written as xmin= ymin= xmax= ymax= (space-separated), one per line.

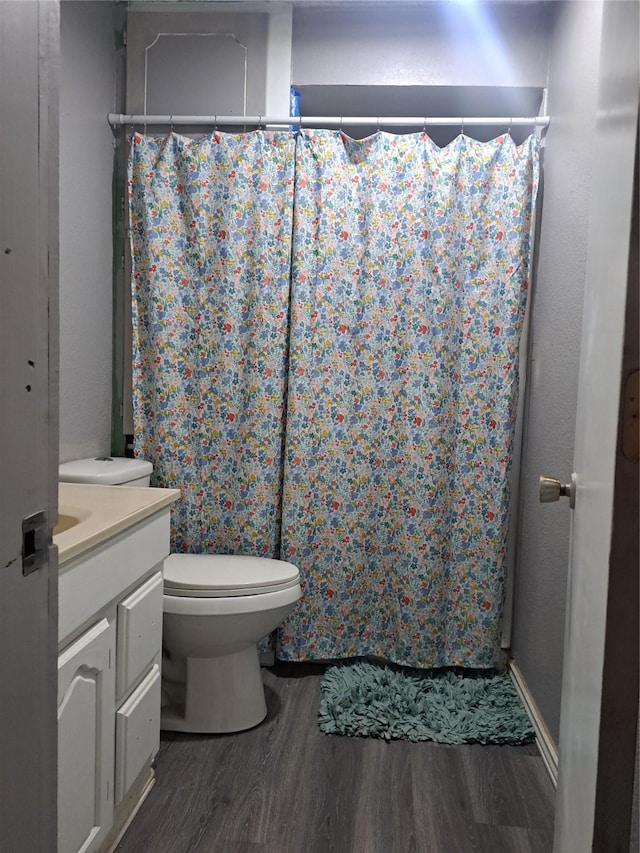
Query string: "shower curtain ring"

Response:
xmin=461 ymin=117 xmax=465 ymax=135
xmin=169 ymin=114 xmax=174 ymax=133
xmin=508 ymin=117 xmax=513 ymax=136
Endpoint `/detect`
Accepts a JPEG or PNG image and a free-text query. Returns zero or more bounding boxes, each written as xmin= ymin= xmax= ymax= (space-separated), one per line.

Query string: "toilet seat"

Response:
xmin=163 ymin=554 xmax=300 ymax=598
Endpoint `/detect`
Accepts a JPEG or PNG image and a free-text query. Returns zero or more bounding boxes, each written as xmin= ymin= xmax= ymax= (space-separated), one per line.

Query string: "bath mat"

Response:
xmin=318 ymin=662 xmax=534 ymax=744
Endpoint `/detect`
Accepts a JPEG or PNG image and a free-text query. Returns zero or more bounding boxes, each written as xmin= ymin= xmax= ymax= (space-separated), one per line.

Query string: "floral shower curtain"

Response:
xmin=277 ymin=130 xmax=539 ymax=668
xmin=128 ymin=128 xmax=539 ymax=669
xmin=128 ymin=131 xmax=295 ymax=555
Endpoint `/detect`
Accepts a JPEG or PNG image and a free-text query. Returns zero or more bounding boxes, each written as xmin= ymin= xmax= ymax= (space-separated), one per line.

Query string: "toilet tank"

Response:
xmin=58 ymin=457 xmax=153 ymax=487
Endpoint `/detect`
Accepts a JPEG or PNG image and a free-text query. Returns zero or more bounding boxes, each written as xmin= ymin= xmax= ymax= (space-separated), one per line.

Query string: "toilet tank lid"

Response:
xmin=58 ymin=456 xmax=153 ymax=485
xmin=164 ymin=554 xmax=300 ymax=593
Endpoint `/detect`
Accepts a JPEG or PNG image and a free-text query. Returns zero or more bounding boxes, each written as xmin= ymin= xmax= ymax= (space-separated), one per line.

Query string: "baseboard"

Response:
xmin=103 ymin=772 xmax=156 ymax=853
xmin=508 ymin=658 xmax=559 ymax=788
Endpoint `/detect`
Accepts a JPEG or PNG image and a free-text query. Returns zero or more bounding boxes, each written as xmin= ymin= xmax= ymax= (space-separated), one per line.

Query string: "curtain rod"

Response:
xmin=108 ymin=113 xmax=550 ymax=129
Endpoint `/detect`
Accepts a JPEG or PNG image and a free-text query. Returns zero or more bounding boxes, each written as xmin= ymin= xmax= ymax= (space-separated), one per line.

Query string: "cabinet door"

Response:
xmin=117 ymin=571 xmax=163 ymax=699
xmin=115 ymin=664 xmax=161 ymax=804
xmin=58 ymin=618 xmax=115 ymax=853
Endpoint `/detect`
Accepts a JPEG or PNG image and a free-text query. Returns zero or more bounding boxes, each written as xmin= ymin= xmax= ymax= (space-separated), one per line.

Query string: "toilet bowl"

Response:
xmin=162 ymin=554 xmax=301 ymax=733
xmin=58 ymin=457 xmax=302 ymax=735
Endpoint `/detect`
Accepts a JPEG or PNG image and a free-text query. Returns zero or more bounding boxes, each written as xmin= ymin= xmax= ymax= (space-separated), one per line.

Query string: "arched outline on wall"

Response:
xmin=144 ymin=32 xmax=248 ymax=117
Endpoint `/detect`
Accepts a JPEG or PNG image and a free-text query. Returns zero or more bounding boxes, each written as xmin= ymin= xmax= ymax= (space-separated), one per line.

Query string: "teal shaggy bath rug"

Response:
xmin=318 ymin=662 xmax=535 ymax=745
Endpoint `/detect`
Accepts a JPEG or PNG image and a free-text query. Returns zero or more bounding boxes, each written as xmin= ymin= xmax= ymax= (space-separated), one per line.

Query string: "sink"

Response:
xmin=54 ymin=514 xmax=81 ymax=535
xmin=53 ymin=503 xmax=91 ymax=540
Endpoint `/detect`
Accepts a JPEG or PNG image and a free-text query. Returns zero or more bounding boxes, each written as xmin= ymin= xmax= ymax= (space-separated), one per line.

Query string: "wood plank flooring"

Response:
xmin=116 ymin=663 xmax=555 ymax=853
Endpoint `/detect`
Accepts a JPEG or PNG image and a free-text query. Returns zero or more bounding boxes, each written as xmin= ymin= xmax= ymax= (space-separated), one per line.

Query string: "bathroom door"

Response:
xmin=0 ymin=2 xmax=59 ymax=850
xmin=553 ymin=1 xmax=638 ymax=850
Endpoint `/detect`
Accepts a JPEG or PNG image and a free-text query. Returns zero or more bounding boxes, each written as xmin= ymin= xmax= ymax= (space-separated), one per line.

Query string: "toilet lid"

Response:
xmin=163 ymin=554 xmax=300 ymax=598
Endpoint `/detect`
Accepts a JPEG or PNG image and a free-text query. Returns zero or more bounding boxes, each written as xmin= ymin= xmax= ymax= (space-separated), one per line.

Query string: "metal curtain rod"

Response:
xmin=108 ymin=113 xmax=550 ymax=129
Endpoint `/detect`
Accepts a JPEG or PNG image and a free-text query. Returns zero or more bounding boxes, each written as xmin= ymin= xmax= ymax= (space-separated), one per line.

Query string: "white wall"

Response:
xmin=292 ymin=4 xmax=551 ymax=87
xmin=512 ymin=0 xmax=606 ymax=743
xmin=126 ymin=3 xmax=552 ymax=118
xmin=59 ymin=1 xmax=116 ymax=463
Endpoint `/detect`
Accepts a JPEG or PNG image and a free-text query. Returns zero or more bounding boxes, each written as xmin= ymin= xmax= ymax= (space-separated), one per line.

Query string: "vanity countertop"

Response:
xmin=55 ymin=483 xmax=181 ymax=565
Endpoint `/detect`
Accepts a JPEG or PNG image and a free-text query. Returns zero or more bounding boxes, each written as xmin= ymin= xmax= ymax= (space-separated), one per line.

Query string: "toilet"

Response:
xmin=58 ymin=457 xmax=302 ymax=734
xmin=161 ymin=553 xmax=300 ymax=733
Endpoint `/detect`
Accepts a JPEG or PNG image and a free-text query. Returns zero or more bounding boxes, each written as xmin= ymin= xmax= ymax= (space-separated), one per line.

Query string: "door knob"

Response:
xmin=539 ymin=475 xmax=576 ymax=508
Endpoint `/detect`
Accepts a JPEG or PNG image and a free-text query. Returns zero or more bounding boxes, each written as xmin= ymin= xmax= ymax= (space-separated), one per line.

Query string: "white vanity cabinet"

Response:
xmin=56 ymin=485 xmax=179 ymax=853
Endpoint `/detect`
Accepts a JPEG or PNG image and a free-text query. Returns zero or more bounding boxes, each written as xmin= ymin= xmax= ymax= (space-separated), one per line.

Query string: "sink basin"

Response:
xmin=53 ymin=514 xmax=82 ymax=536
xmin=53 ymin=504 xmax=92 ymax=541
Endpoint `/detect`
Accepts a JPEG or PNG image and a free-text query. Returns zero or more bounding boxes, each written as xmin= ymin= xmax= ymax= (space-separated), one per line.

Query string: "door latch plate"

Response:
xmin=22 ymin=510 xmax=47 ymax=576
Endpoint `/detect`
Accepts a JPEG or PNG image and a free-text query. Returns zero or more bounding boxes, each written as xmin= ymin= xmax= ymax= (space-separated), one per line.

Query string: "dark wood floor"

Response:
xmin=116 ymin=663 xmax=555 ymax=853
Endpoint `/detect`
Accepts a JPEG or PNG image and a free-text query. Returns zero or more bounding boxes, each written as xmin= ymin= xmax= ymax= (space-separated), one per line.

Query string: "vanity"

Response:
xmin=55 ymin=483 xmax=180 ymax=853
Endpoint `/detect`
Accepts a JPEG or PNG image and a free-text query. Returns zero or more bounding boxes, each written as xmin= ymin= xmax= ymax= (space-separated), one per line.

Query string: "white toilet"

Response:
xmin=161 ymin=553 xmax=300 ymax=733
xmin=58 ymin=457 xmax=302 ymax=734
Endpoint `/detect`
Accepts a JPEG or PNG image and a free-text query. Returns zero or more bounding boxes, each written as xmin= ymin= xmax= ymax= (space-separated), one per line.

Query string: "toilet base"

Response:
xmin=160 ymin=644 xmax=268 ymax=734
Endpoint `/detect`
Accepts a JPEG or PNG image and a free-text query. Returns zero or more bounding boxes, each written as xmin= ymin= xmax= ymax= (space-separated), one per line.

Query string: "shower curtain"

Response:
xmin=277 ymin=130 xmax=539 ymax=668
xmin=128 ymin=128 xmax=539 ymax=669
xmin=128 ymin=131 xmax=295 ymax=556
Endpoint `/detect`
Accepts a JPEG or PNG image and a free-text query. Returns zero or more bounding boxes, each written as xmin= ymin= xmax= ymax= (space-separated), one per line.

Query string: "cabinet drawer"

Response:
xmin=117 ymin=571 xmax=163 ymax=699
xmin=115 ymin=664 xmax=161 ymax=804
